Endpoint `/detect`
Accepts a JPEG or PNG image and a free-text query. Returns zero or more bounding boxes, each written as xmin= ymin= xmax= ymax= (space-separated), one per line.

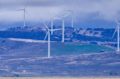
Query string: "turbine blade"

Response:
xmin=44 ymin=32 xmax=49 ymax=40
xmin=112 ymin=29 xmax=117 ymax=38
xmin=15 ymin=8 xmax=25 ymax=11
xmin=43 ymin=23 xmax=49 ymax=30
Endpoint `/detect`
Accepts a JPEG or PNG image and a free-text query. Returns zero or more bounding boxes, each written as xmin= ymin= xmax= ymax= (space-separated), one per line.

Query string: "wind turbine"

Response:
xmin=112 ymin=19 xmax=120 ymax=52
xmin=22 ymin=8 xmax=26 ymax=27
xmin=50 ymin=10 xmax=74 ymax=43
xmin=50 ymin=17 xmax=65 ymax=43
xmin=8 ymin=8 xmax=26 ymax=28
xmin=60 ymin=13 xmax=72 ymax=43
xmin=18 ymin=8 xmax=26 ymax=27
xmin=23 ymin=8 xmax=26 ymax=27
xmin=62 ymin=10 xmax=74 ymax=28
xmin=43 ymin=23 xmax=61 ymax=58
xmin=7 ymin=8 xmax=26 ymax=27
xmin=60 ymin=10 xmax=75 ymax=43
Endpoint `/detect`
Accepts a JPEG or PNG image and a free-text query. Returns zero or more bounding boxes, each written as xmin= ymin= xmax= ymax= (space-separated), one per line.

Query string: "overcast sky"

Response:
xmin=0 ymin=0 xmax=120 ymax=29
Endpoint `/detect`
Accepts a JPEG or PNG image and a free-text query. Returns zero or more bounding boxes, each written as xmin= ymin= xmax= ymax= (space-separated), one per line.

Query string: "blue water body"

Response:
xmin=51 ymin=43 xmax=114 ymax=56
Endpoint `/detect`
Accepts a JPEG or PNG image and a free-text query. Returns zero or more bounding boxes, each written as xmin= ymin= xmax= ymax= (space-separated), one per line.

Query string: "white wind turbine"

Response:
xmin=112 ymin=19 xmax=120 ymax=52
xmin=23 ymin=8 xmax=26 ymax=27
xmin=43 ymin=22 xmax=61 ymax=58
xmin=22 ymin=8 xmax=26 ymax=27
xmin=60 ymin=10 xmax=75 ymax=42
xmin=50 ymin=17 xmax=65 ymax=43
xmin=50 ymin=10 xmax=74 ymax=43
xmin=7 ymin=8 xmax=26 ymax=27
xmin=18 ymin=8 xmax=26 ymax=27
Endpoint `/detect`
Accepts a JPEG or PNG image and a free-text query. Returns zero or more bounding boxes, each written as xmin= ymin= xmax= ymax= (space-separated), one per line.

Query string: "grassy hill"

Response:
xmin=0 ymin=38 xmax=114 ymax=57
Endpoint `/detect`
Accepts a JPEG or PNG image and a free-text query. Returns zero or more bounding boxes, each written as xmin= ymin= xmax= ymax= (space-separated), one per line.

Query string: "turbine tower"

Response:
xmin=23 ymin=8 xmax=26 ymax=27
xmin=71 ymin=14 xmax=74 ymax=28
xmin=112 ymin=19 xmax=120 ymax=52
xmin=62 ymin=19 xmax=65 ymax=43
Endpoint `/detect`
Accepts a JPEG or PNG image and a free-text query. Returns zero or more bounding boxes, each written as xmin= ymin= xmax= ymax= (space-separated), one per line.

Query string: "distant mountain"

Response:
xmin=0 ymin=26 xmax=116 ymax=42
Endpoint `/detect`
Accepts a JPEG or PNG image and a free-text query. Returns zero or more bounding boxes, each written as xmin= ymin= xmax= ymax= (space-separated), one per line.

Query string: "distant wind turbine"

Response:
xmin=50 ymin=10 xmax=74 ymax=43
xmin=8 ymin=8 xmax=26 ymax=27
xmin=61 ymin=10 xmax=74 ymax=43
xmin=18 ymin=8 xmax=26 ymax=27
xmin=49 ymin=10 xmax=74 ymax=43
xmin=23 ymin=8 xmax=26 ymax=27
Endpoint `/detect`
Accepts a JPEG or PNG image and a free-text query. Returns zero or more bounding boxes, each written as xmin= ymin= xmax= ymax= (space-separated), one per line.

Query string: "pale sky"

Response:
xmin=0 ymin=0 xmax=120 ymax=29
